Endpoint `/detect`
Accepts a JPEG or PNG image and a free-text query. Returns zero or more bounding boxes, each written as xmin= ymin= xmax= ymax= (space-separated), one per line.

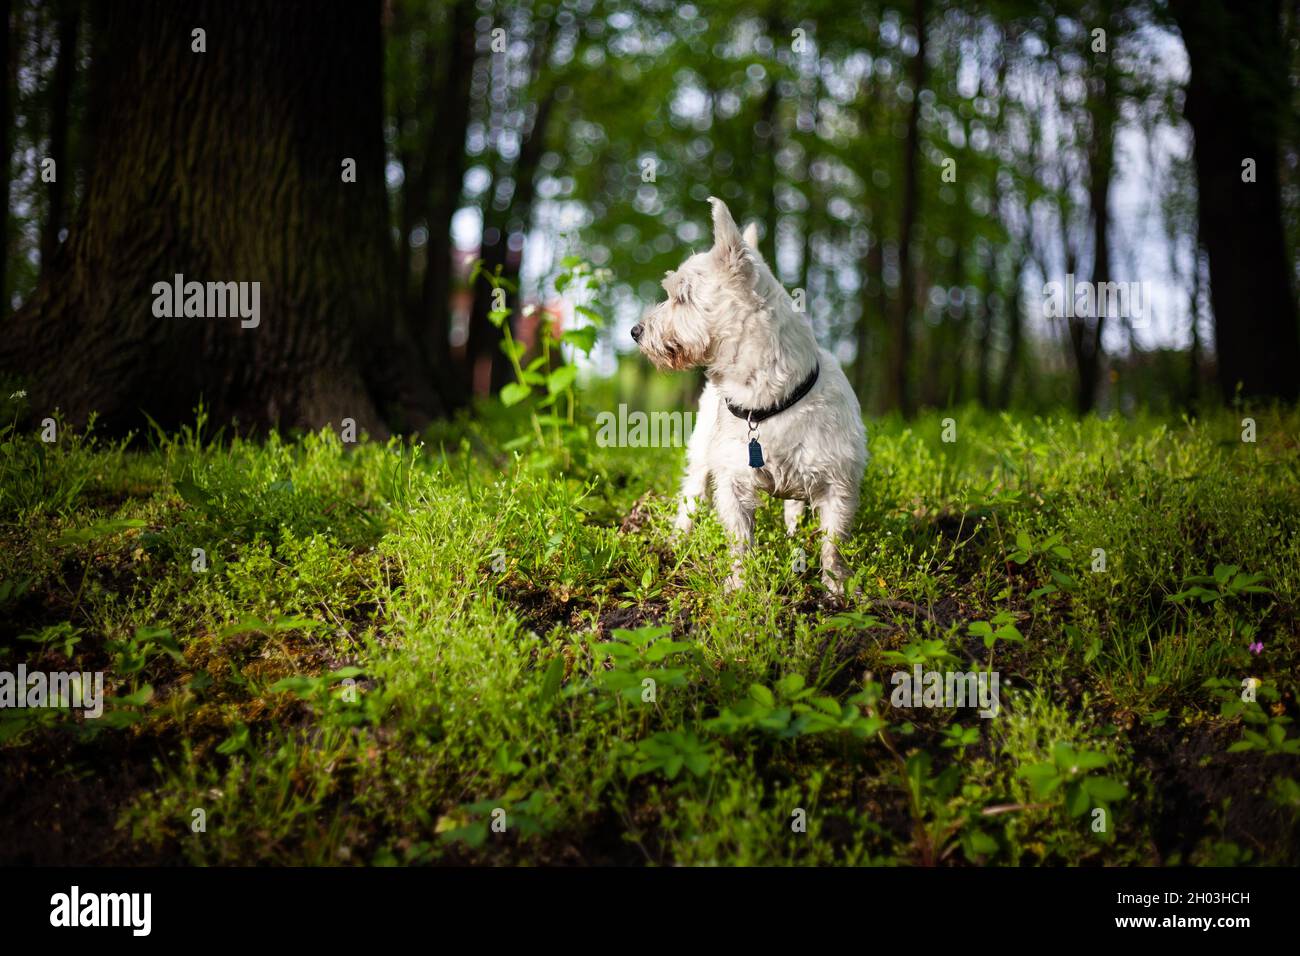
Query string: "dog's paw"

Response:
xmin=817 ymin=589 xmax=847 ymax=611
xmin=820 ymin=568 xmax=848 ymax=605
xmin=724 ymin=558 xmax=745 ymax=593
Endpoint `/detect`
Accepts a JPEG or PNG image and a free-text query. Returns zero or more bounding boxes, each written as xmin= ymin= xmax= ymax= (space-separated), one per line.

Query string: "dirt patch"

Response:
xmin=1128 ymin=721 xmax=1294 ymax=863
xmin=597 ymin=600 xmax=690 ymax=639
xmin=618 ymin=491 xmax=659 ymax=535
xmin=0 ymin=732 xmax=177 ymax=865
xmin=498 ymin=579 xmax=589 ymax=635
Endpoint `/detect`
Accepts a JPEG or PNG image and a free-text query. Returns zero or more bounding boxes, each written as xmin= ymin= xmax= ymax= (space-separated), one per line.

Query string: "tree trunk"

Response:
xmin=1171 ymin=0 xmax=1300 ymax=402
xmin=40 ymin=0 xmax=78 ymax=277
xmin=1 ymin=0 xmax=10 ymax=314
xmin=1188 ymin=241 xmax=1203 ymax=407
xmin=465 ymin=87 xmax=553 ymax=399
xmin=1069 ymin=1 xmax=1117 ymax=415
xmin=889 ymin=0 xmax=926 ymax=416
xmin=997 ymin=252 xmax=1027 ymax=409
xmin=420 ymin=0 xmax=475 ymax=408
xmin=0 ymin=0 xmax=438 ymax=435
xmin=854 ymin=231 xmax=882 ymax=407
xmin=974 ymin=243 xmax=995 ymax=408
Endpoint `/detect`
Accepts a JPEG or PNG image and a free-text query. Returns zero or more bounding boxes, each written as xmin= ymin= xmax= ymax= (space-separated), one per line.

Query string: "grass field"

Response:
xmin=2 ymin=396 xmax=1299 ymax=865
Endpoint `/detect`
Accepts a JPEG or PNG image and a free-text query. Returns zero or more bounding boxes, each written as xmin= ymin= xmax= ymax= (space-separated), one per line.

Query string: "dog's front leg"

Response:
xmin=673 ymin=459 xmax=710 ymax=538
xmin=673 ymin=389 xmax=718 ymax=538
xmin=813 ymin=486 xmax=858 ymax=599
xmin=712 ymin=477 xmax=756 ymax=591
xmin=783 ymin=499 xmax=806 ymax=536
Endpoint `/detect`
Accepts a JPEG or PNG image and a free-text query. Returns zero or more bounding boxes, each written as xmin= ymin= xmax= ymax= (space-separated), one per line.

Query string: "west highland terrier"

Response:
xmin=632 ymin=197 xmax=868 ymax=596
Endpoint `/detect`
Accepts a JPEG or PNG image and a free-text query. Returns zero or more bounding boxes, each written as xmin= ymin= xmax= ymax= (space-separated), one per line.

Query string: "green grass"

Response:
xmin=2 ymin=397 xmax=1299 ymax=865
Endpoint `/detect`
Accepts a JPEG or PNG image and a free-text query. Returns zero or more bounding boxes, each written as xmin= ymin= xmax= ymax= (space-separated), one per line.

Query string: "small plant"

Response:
xmin=438 ymin=790 xmax=564 ymax=849
xmin=106 ymin=626 xmax=184 ymax=678
xmin=586 ymin=625 xmax=698 ymax=715
xmin=630 ymin=729 xmax=717 ymax=781
xmin=940 ymin=723 xmax=981 ymax=756
xmin=967 ymin=611 xmax=1025 ymax=671
xmin=1016 ymin=741 xmax=1128 ymax=822
xmin=1168 ymin=564 xmax=1271 ymax=605
xmin=1006 ymin=530 xmax=1079 ymax=600
xmin=17 ymin=621 xmax=83 ymax=661
xmin=704 ymin=674 xmax=885 ymax=741
xmin=897 ymin=750 xmax=1002 ymax=864
xmin=473 ymin=254 xmax=610 ymax=469
xmin=1207 ymin=678 xmax=1300 ymax=755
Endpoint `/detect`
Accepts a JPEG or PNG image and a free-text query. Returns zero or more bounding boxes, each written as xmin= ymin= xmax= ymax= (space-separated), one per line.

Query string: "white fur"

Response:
xmin=634 ymin=197 xmax=868 ymax=595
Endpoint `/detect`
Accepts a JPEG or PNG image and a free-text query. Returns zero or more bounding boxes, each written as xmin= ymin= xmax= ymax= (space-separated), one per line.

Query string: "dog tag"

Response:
xmin=748 ymin=438 xmax=764 ymax=468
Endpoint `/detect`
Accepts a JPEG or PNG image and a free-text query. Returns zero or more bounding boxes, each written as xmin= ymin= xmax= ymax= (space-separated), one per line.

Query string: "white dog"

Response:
xmin=632 ymin=197 xmax=868 ymax=596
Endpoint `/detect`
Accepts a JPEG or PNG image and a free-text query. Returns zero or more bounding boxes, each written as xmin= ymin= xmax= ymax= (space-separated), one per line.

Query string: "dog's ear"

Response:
xmin=708 ymin=197 xmax=753 ymax=281
xmin=741 ymin=221 xmax=769 ymax=269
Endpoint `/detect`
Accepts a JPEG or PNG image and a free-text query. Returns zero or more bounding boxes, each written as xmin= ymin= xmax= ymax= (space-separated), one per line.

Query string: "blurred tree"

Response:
xmin=888 ymin=0 xmax=927 ymax=416
xmin=1 ymin=0 xmax=10 ymax=313
xmin=387 ymin=0 xmax=478 ymax=409
xmin=1170 ymin=0 xmax=1300 ymax=402
xmin=38 ymin=0 xmax=74 ymax=279
xmin=0 ymin=0 xmax=440 ymax=433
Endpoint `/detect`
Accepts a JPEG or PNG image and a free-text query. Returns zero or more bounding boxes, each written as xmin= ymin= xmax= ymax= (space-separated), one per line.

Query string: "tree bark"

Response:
xmin=0 ymin=0 xmax=438 ymax=435
xmin=1170 ymin=0 xmax=1300 ymax=402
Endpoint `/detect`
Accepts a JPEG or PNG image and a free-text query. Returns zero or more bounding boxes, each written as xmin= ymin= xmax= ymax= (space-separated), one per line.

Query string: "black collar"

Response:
xmin=724 ymin=363 xmax=820 ymax=425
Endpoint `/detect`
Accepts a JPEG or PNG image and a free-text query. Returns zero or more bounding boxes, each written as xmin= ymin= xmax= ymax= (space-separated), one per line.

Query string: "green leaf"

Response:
xmin=540 ymin=657 xmax=565 ymax=700
xmin=775 ymin=673 xmax=806 ymax=698
xmin=1071 ymin=749 xmax=1110 ymax=771
xmin=546 ymin=365 xmax=578 ymax=395
xmin=174 ymin=471 xmax=216 ymax=511
xmin=1066 ymin=781 xmax=1091 ymax=816
xmin=562 ymin=326 xmax=598 ymax=354
xmin=1084 ymin=776 xmax=1129 ymax=802
xmin=500 ymin=383 xmax=532 ymax=407
xmin=1017 ymin=762 xmax=1061 ymax=798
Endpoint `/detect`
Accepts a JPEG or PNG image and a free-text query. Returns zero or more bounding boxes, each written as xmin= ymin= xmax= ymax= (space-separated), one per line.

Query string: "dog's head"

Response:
xmin=632 ymin=197 xmax=760 ymax=371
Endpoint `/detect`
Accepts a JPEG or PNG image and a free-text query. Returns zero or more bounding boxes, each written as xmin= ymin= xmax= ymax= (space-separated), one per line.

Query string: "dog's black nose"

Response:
xmin=631 ymin=323 xmax=644 ymax=342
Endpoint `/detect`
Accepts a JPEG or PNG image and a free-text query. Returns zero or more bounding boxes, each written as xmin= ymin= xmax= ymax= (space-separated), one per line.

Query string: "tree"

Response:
xmin=1 ymin=0 xmax=11 ymax=313
xmin=889 ymin=0 xmax=927 ymax=416
xmin=0 ymin=0 xmax=439 ymax=434
xmin=1170 ymin=0 xmax=1300 ymax=402
xmin=40 ymin=0 xmax=77 ymax=278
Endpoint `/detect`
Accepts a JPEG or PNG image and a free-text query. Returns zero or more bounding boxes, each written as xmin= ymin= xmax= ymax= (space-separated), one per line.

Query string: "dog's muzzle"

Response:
xmin=631 ymin=323 xmax=644 ymax=342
